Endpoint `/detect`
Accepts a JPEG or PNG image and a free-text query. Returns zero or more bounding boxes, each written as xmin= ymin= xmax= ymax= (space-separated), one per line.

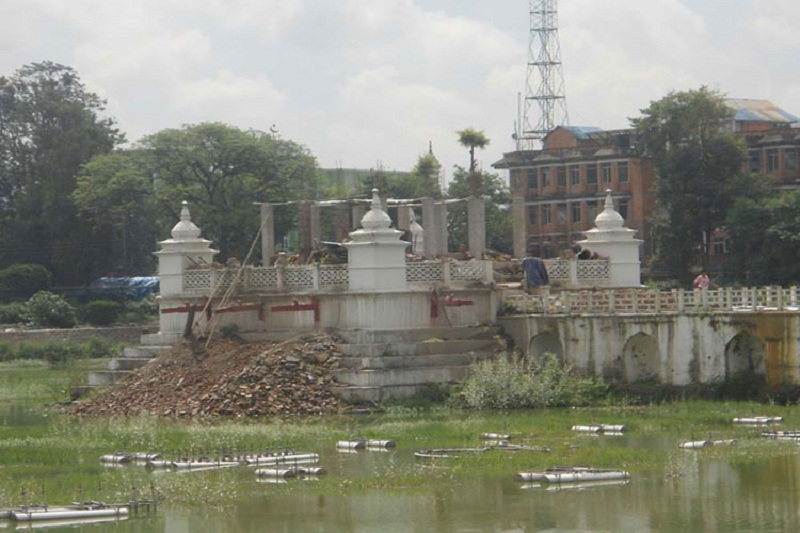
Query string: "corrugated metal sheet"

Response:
xmin=563 ymin=126 xmax=603 ymax=140
xmin=726 ymin=98 xmax=800 ymax=124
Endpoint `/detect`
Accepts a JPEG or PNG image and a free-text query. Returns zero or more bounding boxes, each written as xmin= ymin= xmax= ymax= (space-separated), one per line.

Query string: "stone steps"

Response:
xmin=330 ymin=325 xmax=506 ymax=402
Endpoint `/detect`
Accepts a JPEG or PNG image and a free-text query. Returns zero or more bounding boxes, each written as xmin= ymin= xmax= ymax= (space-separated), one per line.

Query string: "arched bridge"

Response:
xmin=498 ymin=286 xmax=800 ymax=387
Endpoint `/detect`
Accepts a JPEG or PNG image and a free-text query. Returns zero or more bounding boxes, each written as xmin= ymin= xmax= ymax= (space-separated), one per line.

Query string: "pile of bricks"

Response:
xmin=66 ymin=334 xmax=344 ymax=418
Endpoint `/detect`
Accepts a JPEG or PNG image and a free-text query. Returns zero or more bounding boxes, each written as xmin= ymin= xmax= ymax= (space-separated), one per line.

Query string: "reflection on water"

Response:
xmin=3 ymin=420 xmax=800 ymax=532
xmin=132 ymin=450 xmax=800 ymax=533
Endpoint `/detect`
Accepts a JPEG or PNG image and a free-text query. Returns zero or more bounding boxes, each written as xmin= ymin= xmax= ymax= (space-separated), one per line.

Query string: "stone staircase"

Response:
xmin=77 ymin=325 xmax=508 ymax=404
xmin=330 ymin=325 xmax=507 ymax=403
xmin=79 ymin=333 xmax=175 ymax=396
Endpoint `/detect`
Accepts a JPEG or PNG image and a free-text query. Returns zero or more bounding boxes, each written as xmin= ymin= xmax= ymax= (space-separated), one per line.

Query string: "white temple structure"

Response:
xmin=576 ymin=189 xmax=642 ymax=287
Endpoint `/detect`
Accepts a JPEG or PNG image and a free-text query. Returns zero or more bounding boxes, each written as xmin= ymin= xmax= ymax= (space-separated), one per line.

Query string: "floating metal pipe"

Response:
xmin=254 ymin=468 xmax=296 ymax=478
xmin=337 ymin=441 xmax=365 ymax=450
xmin=679 ymin=440 xmax=713 ymax=449
xmin=12 ymin=507 xmax=129 ymax=522
xmin=481 ymin=433 xmax=510 ymax=440
xmin=100 ymin=454 xmax=131 ymax=464
xmin=733 ymin=416 xmax=783 ymax=424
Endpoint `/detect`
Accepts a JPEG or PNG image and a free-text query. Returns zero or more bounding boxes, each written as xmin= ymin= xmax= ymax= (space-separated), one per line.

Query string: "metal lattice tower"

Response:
xmin=518 ymin=0 xmax=569 ymax=149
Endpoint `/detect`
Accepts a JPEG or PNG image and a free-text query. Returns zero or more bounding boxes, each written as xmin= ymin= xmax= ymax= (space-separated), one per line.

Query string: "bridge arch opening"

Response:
xmin=622 ymin=333 xmax=660 ymax=383
xmin=725 ymin=333 xmax=766 ymax=381
xmin=528 ymin=332 xmax=564 ymax=363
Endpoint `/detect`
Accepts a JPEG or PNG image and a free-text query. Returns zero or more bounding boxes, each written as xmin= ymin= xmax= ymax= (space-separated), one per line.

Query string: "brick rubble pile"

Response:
xmin=66 ymin=334 xmax=344 ymax=418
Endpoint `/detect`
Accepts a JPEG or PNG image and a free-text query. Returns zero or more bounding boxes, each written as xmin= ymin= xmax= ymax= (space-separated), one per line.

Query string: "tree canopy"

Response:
xmin=631 ymin=87 xmax=750 ymax=281
xmin=0 ymin=62 xmax=123 ymax=284
xmin=75 ymin=123 xmax=320 ymax=268
xmin=456 ymin=128 xmax=490 ymax=196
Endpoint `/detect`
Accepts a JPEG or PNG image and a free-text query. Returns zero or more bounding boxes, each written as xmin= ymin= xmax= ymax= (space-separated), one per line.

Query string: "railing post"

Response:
xmin=608 ymin=290 xmax=616 ymax=313
xmin=655 ymin=289 xmax=661 ymax=313
xmin=791 ymin=286 xmax=798 ymax=308
xmin=442 ymin=260 xmax=451 ymax=285
xmin=562 ymin=291 xmax=571 ymax=313
xmin=312 ymin=263 xmax=320 ymax=290
xmin=777 ymin=286 xmax=784 ymax=310
xmin=751 ymin=287 xmax=758 ymax=311
xmin=677 ymin=289 xmax=685 ymax=313
xmin=484 ymin=261 xmax=493 ymax=284
xmin=276 ymin=265 xmax=285 ymax=292
xmin=569 ymin=260 xmax=578 ymax=288
xmin=725 ymin=287 xmax=732 ymax=311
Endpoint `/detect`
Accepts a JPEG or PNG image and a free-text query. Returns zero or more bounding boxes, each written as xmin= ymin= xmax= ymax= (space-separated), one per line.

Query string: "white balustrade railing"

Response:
xmin=505 ymin=286 xmax=800 ymax=315
xmin=182 ymin=260 xmax=492 ymax=295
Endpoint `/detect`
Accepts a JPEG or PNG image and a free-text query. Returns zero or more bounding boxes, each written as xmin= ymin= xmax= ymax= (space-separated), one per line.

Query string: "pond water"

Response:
xmin=2 ymin=426 xmax=800 ymax=533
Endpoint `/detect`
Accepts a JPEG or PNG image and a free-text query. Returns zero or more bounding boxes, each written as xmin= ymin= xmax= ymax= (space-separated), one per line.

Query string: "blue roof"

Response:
xmin=562 ymin=126 xmax=603 ymax=140
xmin=726 ymin=99 xmax=799 ymax=124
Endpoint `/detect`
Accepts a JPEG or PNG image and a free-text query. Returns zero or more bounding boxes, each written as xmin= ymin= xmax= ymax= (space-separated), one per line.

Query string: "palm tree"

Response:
xmin=457 ymin=128 xmax=490 ymax=195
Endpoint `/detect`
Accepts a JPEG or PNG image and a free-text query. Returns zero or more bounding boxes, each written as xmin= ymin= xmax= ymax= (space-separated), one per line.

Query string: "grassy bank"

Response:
xmin=0 ymin=362 xmax=798 ymax=508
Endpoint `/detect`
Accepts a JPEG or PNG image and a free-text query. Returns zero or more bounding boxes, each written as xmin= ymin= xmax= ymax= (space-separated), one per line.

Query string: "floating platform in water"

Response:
xmin=571 ymin=424 xmax=626 ymax=433
xmin=733 ymin=416 xmax=783 ymax=425
xmin=516 ymin=466 xmax=630 ymax=484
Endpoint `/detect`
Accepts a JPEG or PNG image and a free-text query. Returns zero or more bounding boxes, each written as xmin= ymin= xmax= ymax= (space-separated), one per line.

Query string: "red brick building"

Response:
xmin=494 ymin=99 xmax=799 ymax=265
xmin=494 ymin=126 xmax=656 ymax=260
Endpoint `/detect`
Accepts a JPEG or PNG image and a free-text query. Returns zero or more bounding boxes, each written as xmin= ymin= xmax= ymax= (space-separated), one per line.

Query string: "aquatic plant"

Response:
xmin=451 ymin=352 xmax=608 ymax=409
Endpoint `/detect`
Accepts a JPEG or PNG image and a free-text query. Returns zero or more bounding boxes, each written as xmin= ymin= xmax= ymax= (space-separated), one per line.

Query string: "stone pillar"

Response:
xmin=397 ymin=205 xmax=411 ymax=233
xmin=422 ymin=197 xmax=438 ymax=259
xmin=298 ymin=201 xmax=312 ymax=262
xmin=259 ymin=203 xmax=275 ymax=265
xmin=310 ymin=203 xmax=321 ymax=246
xmin=435 ymin=201 xmax=449 ymax=254
xmin=335 ymin=204 xmax=350 ymax=242
xmin=409 ymin=209 xmax=424 ymax=255
xmin=467 ymin=195 xmax=486 ymax=258
xmin=352 ymin=204 xmax=366 ymax=229
xmin=512 ymin=196 xmax=527 ymax=259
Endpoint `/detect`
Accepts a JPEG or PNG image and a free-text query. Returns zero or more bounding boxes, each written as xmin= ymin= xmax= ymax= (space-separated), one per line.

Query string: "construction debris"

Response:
xmin=65 ymin=334 xmax=344 ymax=418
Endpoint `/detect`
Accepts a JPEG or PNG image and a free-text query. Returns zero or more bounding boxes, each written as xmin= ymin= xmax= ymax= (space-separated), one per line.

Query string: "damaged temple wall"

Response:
xmin=498 ymin=313 xmax=800 ymax=387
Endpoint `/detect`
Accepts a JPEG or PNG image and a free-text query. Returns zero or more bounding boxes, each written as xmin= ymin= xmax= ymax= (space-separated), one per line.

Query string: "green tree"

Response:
xmin=631 ymin=87 xmax=749 ymax=281
xmin=726 ymin=189 xmax=800 ymax=285
xmin=137 ymin=123 xmax=318 ymax=263
xmin=0 ymin=62 xmax=123 ymax=284
xmin=409 ymin=150 xmax=442 ymax=199
xmin=447 ymin=167 xmax=512 ymax=254
xmin=456 ymin=128 xmax=490 ymax=196
xmin=73 ymin=151 xmax=157 ymax=278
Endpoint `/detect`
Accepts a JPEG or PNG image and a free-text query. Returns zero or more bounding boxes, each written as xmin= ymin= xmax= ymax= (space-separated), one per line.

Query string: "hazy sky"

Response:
xmin=2 ymin=0 xmax=798 ymax=183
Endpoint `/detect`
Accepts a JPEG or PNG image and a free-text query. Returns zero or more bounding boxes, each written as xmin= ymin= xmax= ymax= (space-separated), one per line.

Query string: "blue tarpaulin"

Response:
xmin=88 ymin=277 xmax=160 ymax=301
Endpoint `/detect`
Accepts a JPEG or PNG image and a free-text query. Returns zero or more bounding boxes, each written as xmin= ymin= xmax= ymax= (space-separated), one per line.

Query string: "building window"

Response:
xmin=767 ymin=149 xmax=779 ymax=172
xmin=601 ymin=162 xmax=612 ymax=183
xmin=557 ymin=203 xmax=567 ymax=225
xmin=586 ymin=164 xmax=597 ymax=184
xmin=542 ymin=204 xmax=551 ymax=225
xmin=748 ymin=150 xmax=761 ymax=172
xmin=618 ymin=199 xmax=629 ymax=221
xmin=712 ymin=236 xmax=729 ymax=256
xmin=557 ymin=166 xmax=566 ymax=187
xmin=569 ymin=165 xmax=580 ymax=186
xmin=571 ymin=202 xmax=581 ymax=223
xmin=618 ymin=162 xmax=629 ymax=183
xmin=527 ymin=205 xmax=538 ymax=226
xmin=527 ymin=169 xmax=538 ymax=190
xmin=541 ymin=167 xmax=551 ymax=189
xmin=785 ymin=148 xmax=798 ymax=171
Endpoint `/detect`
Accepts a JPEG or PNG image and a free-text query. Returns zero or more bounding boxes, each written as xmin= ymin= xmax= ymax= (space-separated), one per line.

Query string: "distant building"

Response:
xmin=494 ymin=99 xmax=800 ymax=267
xmin=494 ymin=126 xmax=656 ymax=261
